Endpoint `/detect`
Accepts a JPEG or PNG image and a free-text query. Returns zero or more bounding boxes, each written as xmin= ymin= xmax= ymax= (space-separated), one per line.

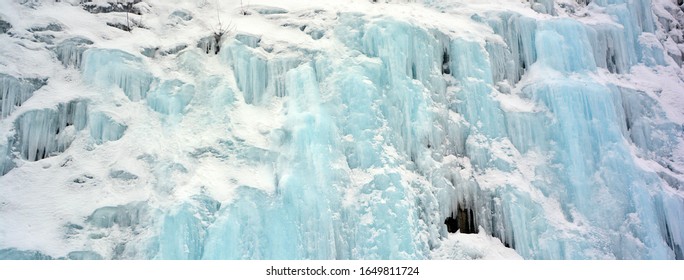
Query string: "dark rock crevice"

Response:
xmin=444 ymin=207 xmax=478 ymax=234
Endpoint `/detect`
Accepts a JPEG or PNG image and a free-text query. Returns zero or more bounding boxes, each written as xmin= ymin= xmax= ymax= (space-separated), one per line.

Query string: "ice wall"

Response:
xmin=1 ymin=94 xmax=126 ymax=175
xmin=181 ymin=7 xmax=683 ymax=259
xmin=88 ymin=112 xmax=126 ymax=143
xmin=1 ymin=0 xmax=683 ymax=260
xmin=82 ymin=48 xmax=155 ymax=101
xmin=220 ymin=40 xmax=302 ymax=105
xmin=15 ymin=100 xmax=88 ymax=161
xmin=53 ymin=37 xmax=93 ymax=68
xmin=0 ymin=74 xmax=46 ymax=119
xmin=205 ymin=4 xmax=681 ymax=259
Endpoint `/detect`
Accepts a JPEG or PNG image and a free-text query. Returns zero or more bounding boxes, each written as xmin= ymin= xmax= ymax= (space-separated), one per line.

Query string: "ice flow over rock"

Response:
xmin=0 ymin=0 xmax=683 ymax=260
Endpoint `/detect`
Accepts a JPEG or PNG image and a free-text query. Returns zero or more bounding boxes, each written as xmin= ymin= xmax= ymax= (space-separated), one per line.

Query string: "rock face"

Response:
xmin=0 ymin=19 xmax=11 ymax=34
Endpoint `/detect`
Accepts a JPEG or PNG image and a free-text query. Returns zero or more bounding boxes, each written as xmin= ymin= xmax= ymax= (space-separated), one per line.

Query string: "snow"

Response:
xmin=431 ymin=229 xmax=523 ymax=260
xmin=0 ymin=0 xmax=683 ymax=260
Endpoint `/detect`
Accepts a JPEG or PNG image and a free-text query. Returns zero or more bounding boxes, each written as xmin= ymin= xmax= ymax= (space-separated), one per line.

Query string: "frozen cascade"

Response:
xmin=536 ymin=19 xmax=597 ymax=72
xmin=52 ymin=37 xmax=94 ymax=68
xmin=0 ymin=140 xmax=12 ymax=175
xmin=202 ymin=65 xmax=350 ymax=259
xmin=235 ymin=33 xmax=262 ymax=48
xmin=355 ymin=18 xmax=444 ymax=163
xmin=221 ymin=40 xmax=303 ymax=105
xmin=85 ymin=201 xmax=158 ymax=259
xmin=484 ymin=12 xmax=538 ymax=85
xmin=88 ymin=112 xmax=126 ymax=143
xmin=0 ymin=74 xmax=47 ymax=119
xmin=197 ymin=35 xmax=221 ymax=55
xmin=586 ymin=24 xmax=634 ymax=74
xmin=612 ymin=86 xmax=680 ymax=163
xmin=15 ymin=100 xmax=88 ymax=162
xmin=445 ymin=8 xmax=683 ymax=258
xmin=81 ymin=48 xmax=155 ymax=101
xmin=0 ymin=0 xmax=683 ymax=260
xmin=157 ymin=195 xmax=220 ymax=260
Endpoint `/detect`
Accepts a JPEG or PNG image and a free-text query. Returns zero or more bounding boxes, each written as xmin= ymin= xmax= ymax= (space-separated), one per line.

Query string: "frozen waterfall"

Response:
xmin=0 ymin=0 xmax=683 ymax=260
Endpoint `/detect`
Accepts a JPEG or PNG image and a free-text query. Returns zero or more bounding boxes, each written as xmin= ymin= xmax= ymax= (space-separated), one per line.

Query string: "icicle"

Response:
xmin=586 ymin=24 xmax=633 ymax=74
xmin=82 ymin=49 xmax=155 ymax=101
xmin=14 ymin=100 xmax=88 ymax=161
xmin=221 ymin=40 xmax=302 ymax=105
xmin=485 ymin=13 xmax=538 ymax=85
xmin=1 ymin=74 xmax=46 ymax=119
xmin=52 ymin=37 xmax=93 ymax=68
xmin=0 ymin=140 xmax=12 ymax=176
xmin=197 ymin=35 xmax=220 ymax=55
